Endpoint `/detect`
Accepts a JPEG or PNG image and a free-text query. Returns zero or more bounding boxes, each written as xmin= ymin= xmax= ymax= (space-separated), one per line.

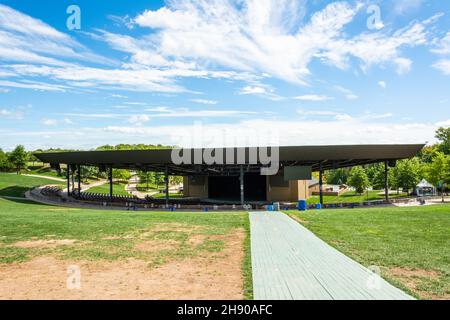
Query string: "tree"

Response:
xmin=324 ymin=168 xmax=349 ymax=185
xmin=138 ymin=170 xmax=152 ymax=190
xmin=418 ymin=145 xmax=439 ymax=163
xmin=8 ymin=145 xmax=27 ymax=174
xmin=365 ymin=163 xmax=386 ymax=190
xmin=435 ymin=127 xmax=450 ymax=155
xmin=425 ymin=152 xmax=450 ymax=202
xmin=347 ymin=166 xmax=370 ymax=195
xmin=169 ymin=175 xmax=183 ymax=186
xmin=394 ymin=158 xmax=423 ymax=195
xmin=0 ymin=148 xmax=11 ymax=171
xmin=112 ymin=169 xmax=131 ymax=182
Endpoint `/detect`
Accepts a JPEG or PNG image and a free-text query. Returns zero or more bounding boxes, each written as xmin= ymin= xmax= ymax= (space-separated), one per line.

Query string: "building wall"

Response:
xmin=267 ymin=175 xmax=310 ymax=202
xmin=183 ymin=176 xmax=208 ymax=198
xmin=184 ymin=174 xmax=310 ymax=202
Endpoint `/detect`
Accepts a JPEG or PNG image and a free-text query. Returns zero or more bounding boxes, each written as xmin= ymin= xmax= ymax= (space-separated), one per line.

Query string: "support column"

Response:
xmin=109 ymin=165 xmax=113 ymax=200
xmin=77 ymin=165 xmax=81 ymax=196
xmin=319 ymin=164 xmax=324 ymax=206
xmin=240 ymin=165 xmax=244 ymax=205
xmin=164 ymin=165 xmax=169 ymax=208
xmin=384 ymin=160 xmax=389 ymax=203
xmin=66 ymin=165 xmax=70 ymax=196
xmin=71 ymin=165 xmax=75 ymax=195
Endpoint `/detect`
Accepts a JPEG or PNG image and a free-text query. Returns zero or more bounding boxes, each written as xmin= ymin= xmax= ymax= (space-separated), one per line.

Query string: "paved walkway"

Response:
xmin=22 ymin=174 xmax=65 ymax=182
xmin=249 ymin=211 xmax=414 ymax=300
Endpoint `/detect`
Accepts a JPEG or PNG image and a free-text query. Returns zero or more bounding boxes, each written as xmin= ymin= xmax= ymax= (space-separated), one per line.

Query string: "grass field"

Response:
xmin=0 ymin=172 xmax=63 ymax=198
xmin=152 ymin=192 xmax=184 ymax=199
xmin=0 ymin=173 xmax=252 ymax=299
xmin=26 ymin=167 xmax=62 ymax=178
xmin=85 ymin=182 xmax=130 ymax=196
xmin=286 ymin=205 xmax=450 ymax=299
xmin=307 ymin=189 xmax=408 ymax=204
xmin=1 ymin=173 xmax=448 ymax=300
xmin=136 ymin=182 xmax=159 ymax=192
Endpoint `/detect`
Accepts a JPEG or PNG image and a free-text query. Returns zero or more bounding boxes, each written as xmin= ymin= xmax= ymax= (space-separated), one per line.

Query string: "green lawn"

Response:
xmin=152 ymin=192 xmax=184 ymax=199
xmin=286 ymin=205 xmax=450 ymax=299
xmin=0 ymin=172 xmax=63 ymax=198
xmin=85 ymin=182 xmax=130 ymax=196
xmin=136 ymin=182 xmax=159 ymax=192
xmin=307 ymin=189 xmax=408 ymax=204
xmin=26 ymin=167 xmax=62 ymax=178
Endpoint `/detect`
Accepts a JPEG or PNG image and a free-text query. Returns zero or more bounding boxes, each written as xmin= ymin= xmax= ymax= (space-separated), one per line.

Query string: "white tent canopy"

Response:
xmin=417 ymin=179 xmax=434 ymax=188
xmin=415 ymin=179 xmax=436 ymax=196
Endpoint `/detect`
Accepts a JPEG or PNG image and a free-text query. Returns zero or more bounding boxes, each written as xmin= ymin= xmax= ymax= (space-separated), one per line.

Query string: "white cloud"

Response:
xmin=431 ymin=32 xmax=450 ymax=55
xmin=42 ymin=119 xmax=57 ymax=126
xmin=378 ymin=81 xmax=387 ymax=89
xmin=130 ymin=1 xmax=435 ymax=84
xmin=238 ymin=85 xmax=283 ymax=100
xmin=0 ymin=80 xmax=67 ymax=92
xmin=334 ymin=85 xmax=359 ymax=100
xmin=334 ymin=114 xmax=353 ymax=121
xmin=297 ymin=109 xmax=392 ymax=122
xmin=4 ymin=115 xmax=445 ymax=151
xmin=124 ymin=102 xmax=147 ymax=106
xmin=294 ymin=94 xmax=333 ymax=102
xmin=111 ymin=94 xmax=128 ymax=99
xmin=364 ymin=112 xmax=393 ymax=120
xmin=0 ymin=88 xmax=10 ymax=93
xmin=433 ymin=60 xmax=450 ymax=75
xmin=61 ymin=109 xmax=256 ymax=120
xmin=0 ymin=2 xmax=441 ymax=95
xmin=0 ymin=4 xmax=111 ymax=66
xmin=190 ymin=99 xmax=218 ymax=105
xmin=0 ymin=108 xmax=23 ymax=119
xmin=393 ymin=0 xmax=424 ymax=15
xmin=297 ymin=109 xmax=339 ymax=117
xmin=128 ymin=114 xmax=150 ymax=126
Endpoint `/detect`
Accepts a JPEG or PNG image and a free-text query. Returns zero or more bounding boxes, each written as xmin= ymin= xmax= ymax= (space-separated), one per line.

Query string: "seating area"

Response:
xmin=73 ymin=191 xmax=143 ymax=204
xmin=40 ymin=186 xmax=62 ymax=197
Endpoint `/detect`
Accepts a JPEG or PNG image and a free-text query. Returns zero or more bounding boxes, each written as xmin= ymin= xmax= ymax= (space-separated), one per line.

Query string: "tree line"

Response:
xmin=1 ymin=129 xmax=449 ymax=196
xmin=325 ymin=127 xmax=450 ymax=199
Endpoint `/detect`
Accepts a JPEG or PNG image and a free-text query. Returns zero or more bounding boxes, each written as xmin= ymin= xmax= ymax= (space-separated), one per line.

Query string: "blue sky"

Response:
xmin=0 ymin=0 xmax=449 ymax=150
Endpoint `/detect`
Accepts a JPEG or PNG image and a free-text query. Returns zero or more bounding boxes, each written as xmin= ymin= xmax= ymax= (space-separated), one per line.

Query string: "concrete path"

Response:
xmin=22 ymin=174 xmax=65 ymax=182
xmin=249 ymin=211 xmax=414 ymax=300
xmin=125 ymin=175 xmax=158 ymax=198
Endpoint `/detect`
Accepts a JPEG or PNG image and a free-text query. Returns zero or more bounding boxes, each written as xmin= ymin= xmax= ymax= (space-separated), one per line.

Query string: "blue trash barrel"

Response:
xmin=316 ymin=203 xmax=322 ymax=210
xmin=298 ymin=200 xmax=307 ymax=211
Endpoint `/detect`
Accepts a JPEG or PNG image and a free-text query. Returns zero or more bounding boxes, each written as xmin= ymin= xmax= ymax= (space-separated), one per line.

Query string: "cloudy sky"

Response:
xmin=0 ymin=0 xmax=449 ymax=150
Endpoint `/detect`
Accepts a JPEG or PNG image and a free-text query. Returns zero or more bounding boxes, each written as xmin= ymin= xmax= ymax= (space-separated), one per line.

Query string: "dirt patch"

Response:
xmin=134 ymin=239 xmax=180 ymax=252
xmin=10 ymin=239 xmax=83 ymax=249
xmin=146 ymin=223 xmax=207 ymax=233
xmin=288 ymin=214 xmax=309 ymax=225
xmin=387 ymin=267 xmax=448 ymax=300
xmin=389 ymin=267 xmax=441 ymax=279
xmin=188 ymin=234 xmax=208 ymax=246
xmin=102 ymin=235 xmax=133 ymax=240
xmin=0 ymin=229 xmax=245 ymax=300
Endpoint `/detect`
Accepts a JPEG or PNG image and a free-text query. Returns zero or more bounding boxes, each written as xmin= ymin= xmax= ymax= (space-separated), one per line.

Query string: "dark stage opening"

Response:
xmin=244 ymin=173 xmax=267 ymax=201
xmin=208 ymin=174 xmax=267 ymax=202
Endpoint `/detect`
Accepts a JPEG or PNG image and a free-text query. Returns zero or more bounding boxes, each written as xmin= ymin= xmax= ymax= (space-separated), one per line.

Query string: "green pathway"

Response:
xmin=249 ymin=211 xmax=414 ymax=300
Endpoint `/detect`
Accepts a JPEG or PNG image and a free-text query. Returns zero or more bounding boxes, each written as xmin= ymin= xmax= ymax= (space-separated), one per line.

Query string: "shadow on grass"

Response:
xmin=0 ymin=186 xmax=30 ymax=198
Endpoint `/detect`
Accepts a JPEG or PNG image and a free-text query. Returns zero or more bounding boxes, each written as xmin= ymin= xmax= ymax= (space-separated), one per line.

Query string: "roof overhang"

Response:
xmin=35 ymin=144 xmax=424 ymax=176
